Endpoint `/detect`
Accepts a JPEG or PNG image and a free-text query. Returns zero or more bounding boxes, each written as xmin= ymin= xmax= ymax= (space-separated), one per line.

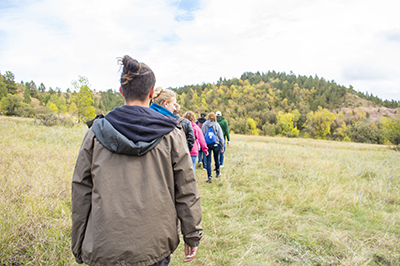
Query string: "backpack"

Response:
xmin=205 ymin=126 xmax=217 ymax=145
xmin=86 ymin=114 xmax=105 ymax=128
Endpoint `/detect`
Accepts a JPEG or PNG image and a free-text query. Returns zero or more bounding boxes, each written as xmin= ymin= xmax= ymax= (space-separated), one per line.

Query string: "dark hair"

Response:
xmin=119 ymin=55 xmax=156 ymax=101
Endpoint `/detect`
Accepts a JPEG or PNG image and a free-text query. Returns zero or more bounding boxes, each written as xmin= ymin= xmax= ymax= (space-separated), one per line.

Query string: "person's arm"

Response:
xmin=196 ymin=125 xmax=209 ymax=155
xmin=71 ymin=130 xmax=94 ymax=264
xmin=215 ymin=124 xmax=225 ymax=152
xmin=184 ymin=120 xmax=195 ymax=152
xmin=171 ymin=130 xmax=203 ymax=259
xmin=224 ymin=120 xmax=231 ymax=143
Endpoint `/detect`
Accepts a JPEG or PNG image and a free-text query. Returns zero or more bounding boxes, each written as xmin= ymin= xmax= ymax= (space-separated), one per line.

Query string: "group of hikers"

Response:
xmin=147 ymin=84 xmax=231 ymax=184
xmin=71 ymin=56 xmax=227 ymax=265
xmin=173 ymin=106 xmax=230 ymax=184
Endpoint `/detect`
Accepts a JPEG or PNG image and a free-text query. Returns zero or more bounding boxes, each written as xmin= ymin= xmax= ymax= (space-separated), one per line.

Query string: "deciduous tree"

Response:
xmin=71 ymin=76 xmax=96 ymax=122
xmin=305 ymin=106 xmax=335 ymax=139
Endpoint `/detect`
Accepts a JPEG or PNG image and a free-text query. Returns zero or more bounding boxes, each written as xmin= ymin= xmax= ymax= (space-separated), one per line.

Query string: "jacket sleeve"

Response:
xmin=215 ymin=124 xmax=225 ymax=147
xmin=183 ymin=120 xmax=195 ymax=152
xmin=223 ymin=120 xmax=230 ymax=141
xmin=171 ymin=130 xmax=203 ymax=247
xmin=196 ymin=125 xmax=208 ymax=153
xmin=71 ymin=130 xmax=94 ymax=263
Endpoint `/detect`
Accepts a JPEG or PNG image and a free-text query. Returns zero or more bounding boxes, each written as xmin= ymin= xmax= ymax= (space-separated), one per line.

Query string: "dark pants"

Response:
xmin=198 ymin=149 xmax=207 ymax=169
xmin=151 ymin=255 xmax=171 ymax=266
xmin=217 ymin=143 xmax=226 ymax=165
xmin=206 ymin=143 xmax=220 ymax=178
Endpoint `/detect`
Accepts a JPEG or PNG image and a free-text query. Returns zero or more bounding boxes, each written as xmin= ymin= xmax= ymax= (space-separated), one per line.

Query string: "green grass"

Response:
xmin=1 ymin=116 xmax=399 ymax=265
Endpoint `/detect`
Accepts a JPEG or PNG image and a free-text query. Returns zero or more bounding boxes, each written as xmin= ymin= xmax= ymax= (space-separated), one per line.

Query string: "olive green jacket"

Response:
xmin=71 ymin=119 xmax=202 ymax=266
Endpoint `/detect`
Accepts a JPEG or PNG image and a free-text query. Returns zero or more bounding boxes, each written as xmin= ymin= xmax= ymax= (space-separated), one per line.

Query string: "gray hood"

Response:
xmin=92 ymin=118 xmax=164 ymax=156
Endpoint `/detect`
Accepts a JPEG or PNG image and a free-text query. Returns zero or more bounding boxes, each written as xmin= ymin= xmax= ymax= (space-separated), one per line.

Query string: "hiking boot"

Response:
xmin=197 ymin=162 xmax=202 ymax=168
xmin=220 ymin=164 xmax=224 ymax=168
xmin=206 ymin=177 xmax=212 ymax=183
xmin=216 ymin=173 xmax=221 ymax=178
xmin=203 ymin=168 xmax=207 ymax=171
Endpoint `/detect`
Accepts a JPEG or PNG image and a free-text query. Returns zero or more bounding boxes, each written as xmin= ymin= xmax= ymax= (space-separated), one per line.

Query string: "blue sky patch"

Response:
xmin=384 ymin=30 xmax=400 ymax=44
xmin=0 ymin=0 xmax=17 ymax=9
xmin=172 ymin=0 xmax=201 ymax=22
xmin=162 ymin=33 xmax=180 ymax=44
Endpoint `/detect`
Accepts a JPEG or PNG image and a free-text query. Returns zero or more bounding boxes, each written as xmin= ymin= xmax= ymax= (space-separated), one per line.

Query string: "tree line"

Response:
xmin=0 ymin=72 xmax=123 ymax=125
xmin=1 ymin=70 xmax=399 ymax=146
xmin=171 ymin=71 xmax=400 ymax=145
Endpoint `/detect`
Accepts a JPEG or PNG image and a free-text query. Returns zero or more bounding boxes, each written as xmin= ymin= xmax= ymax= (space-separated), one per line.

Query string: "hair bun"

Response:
xmin=153 ymin=87 xmax=163 ymax=99
xmin=120 ymin=55 xmax=141 ymax=85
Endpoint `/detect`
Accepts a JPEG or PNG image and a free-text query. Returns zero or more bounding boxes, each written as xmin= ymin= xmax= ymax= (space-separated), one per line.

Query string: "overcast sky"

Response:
xmin=1 ymin=0 xmax=399 ymax=100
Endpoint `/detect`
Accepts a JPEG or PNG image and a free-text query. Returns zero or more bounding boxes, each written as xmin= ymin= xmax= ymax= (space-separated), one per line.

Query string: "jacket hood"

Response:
xmin=203 ymin=120 xmax=219 ymax=130
xmin=91 ymin=105 xmax=177 ymax=156
xmin=197 ymin=117 xmax=206 ymax=123
xmin=217 ymin=116 xmax=225 ymax=123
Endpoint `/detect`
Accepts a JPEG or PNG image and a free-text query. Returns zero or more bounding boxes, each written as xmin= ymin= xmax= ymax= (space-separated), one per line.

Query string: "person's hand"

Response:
xmin=205 ymin=151 xmax=209 ymax=156
xmin=227 ymin=141 xmax=230 ymax=146
xmin=184 ymin=243 xmax=198 ymax=263
xmin=221 ymin=148 xmax=224 ymax=153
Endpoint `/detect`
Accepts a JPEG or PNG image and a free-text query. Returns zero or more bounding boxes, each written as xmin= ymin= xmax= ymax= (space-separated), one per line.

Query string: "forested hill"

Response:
xmin=1 ymin=70 xmax=399 ymax=145
xmin=173 ymin=71 xmax=398 ymax=111
xmin=170 ymin=71 xmax=400 ymax=143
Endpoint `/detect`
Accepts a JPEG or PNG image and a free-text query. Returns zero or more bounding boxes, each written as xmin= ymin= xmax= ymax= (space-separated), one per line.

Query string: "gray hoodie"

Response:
xmin=201 ymin=120 xmax=225 ymax=147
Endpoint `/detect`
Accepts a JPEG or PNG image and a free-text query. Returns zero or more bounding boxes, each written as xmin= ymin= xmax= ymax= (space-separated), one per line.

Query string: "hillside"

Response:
xmin=170 ymin=71 xmax=399 ymax=144
xmin=1 ymin=70 xmax=399 ymax=145
xmin=337 ymin=93 xmax=400 ymax=121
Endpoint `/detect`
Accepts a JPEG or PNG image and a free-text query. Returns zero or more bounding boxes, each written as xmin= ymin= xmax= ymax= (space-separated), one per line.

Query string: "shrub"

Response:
xmin=262 ymin=123 xmax=277 ymax=136
xmin=350 ymin=121 xmax=382 ymax=144
xmin=0 ymin=93 xmax=24 ymax=115
xmin=14 ymin=102 xmax=36 ymax=118
xmin=35 ymin=107 xmax=76 ymax=127
xmin=342 ymin=135 xmax=351 ymax=142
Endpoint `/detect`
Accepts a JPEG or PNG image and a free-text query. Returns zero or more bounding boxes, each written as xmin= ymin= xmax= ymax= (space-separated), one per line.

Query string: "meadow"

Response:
xmin=0 ymin=116 xmax=399 ymax=265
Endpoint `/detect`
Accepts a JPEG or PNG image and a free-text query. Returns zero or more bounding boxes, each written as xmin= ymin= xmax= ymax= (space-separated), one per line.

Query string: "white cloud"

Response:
xmin=0 ymin=0 xmax=399 ymax=100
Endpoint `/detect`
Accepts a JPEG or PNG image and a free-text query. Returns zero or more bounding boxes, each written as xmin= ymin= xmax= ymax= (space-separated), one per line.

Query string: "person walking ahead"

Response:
xmin=71 ymin=55 xmax=202 ymax=265
xmin=216 ymin=111 xmax=230 ymax=167
xmin=202 ymin=112 xmax=225 ymax=183
xmin=196 ymin=113 xmax=207 ymax=169
xmin=183 ymin=111 xmax=209 ymax=173
xmin=173 ymin=103 xmax=195 ymax=152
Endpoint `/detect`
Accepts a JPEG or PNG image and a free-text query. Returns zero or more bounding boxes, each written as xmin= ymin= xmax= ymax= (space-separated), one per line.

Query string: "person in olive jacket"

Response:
xmin=71 ymin=55 xmax=202 ymax=266
xmin=216 ymin=111 xmax=230 ymax=167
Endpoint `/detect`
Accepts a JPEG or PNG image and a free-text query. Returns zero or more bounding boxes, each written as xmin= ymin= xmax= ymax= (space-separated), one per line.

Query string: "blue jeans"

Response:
xmin=218 ymin=143 xmax=226 ymax=165
xmin=191 ymin=156 xmax=197 ymax=173
xmin=198 ymin=150 xmax=207 ymax=169
xmin=206 ymin=144 xmax=220 ymax=178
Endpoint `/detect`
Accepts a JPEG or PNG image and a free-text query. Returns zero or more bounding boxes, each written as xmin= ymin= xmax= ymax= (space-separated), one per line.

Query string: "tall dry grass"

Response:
xmin=186 ymin=136 xmax=400 ymax=265
xmin=1 ymin=116 xmax=399 ymax=265
xmin=0 ymin=116 xmax=86 ymax=265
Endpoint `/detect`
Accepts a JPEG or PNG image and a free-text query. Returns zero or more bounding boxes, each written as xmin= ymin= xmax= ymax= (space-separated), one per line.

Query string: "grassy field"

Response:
xmin=0 ymin=116 xmax=399 ymax=265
